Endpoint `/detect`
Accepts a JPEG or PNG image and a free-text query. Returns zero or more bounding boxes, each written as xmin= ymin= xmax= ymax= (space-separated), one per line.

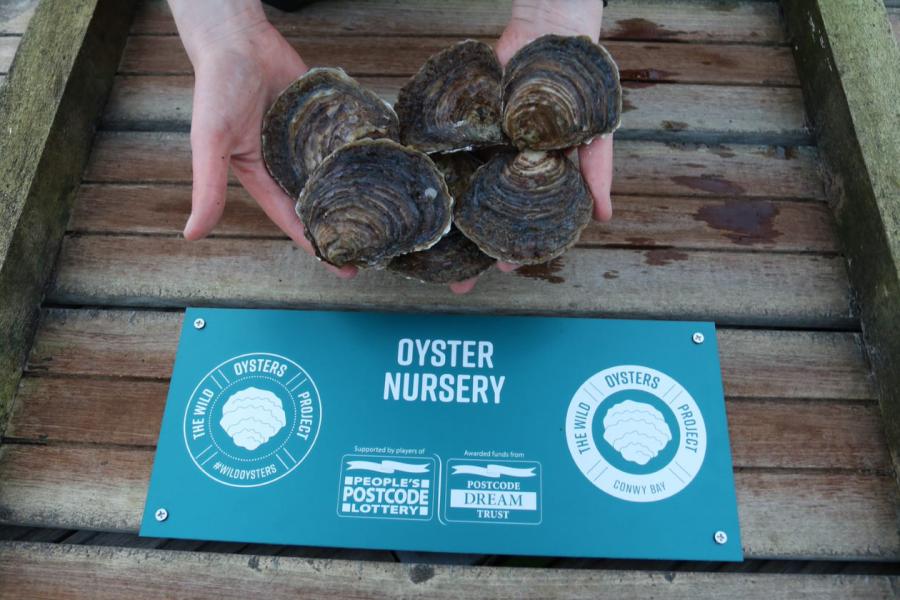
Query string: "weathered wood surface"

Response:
xmin=103 ymin=76 xmax=810 ymax=145
xmin=0 ymin=0 xmax=134 ymax=433
xmin=0 ymin=0 xmax=37 ymax=34
xmin=889 ymin=8 xmax=899 ymax=42
xmin=82 ymin=132 xmax=826 ymax=200
xmin=784 ymin=0 xmax=900 ymax=486
xmin=0 ymin=36 xmax=17 ymax=73
xmin=23 ymin=310 xmax=875 ymax=400
xmin=118 ymin=35 xmax=799 ymax=86
xmin=6 ymin=376 xmax=888 ymax=470
xmin=2 ymin=543 xmax=899 ymax=600
xmin=0 ymin=444 xmax=897 ymax=559
xmin=48 ymin=236 xmax=853 ymax=327
xmin=70 ymin=185 xmax=838 ymax=253
xmin=132 ymin=0 xmax=787 ymax=43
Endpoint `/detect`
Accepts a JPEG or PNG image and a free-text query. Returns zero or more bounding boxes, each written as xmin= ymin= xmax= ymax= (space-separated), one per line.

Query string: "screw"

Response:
xmin=193 ymin=318 xmax=206 ymax=330
xmin=692 ymin=332 xmax=705 ymax=344
xmin=155 ymin=508 xmax=169 ymax=522
xmin=714 ymin=530 xmax=727 ymax=545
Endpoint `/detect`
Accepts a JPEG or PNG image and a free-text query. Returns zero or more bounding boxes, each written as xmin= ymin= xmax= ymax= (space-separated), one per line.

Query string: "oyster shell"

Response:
xmin=262 ymin=67 xmax=400 ymax=199
xmin=388 ymin=153 xmax=495 ymax=283
xmin=502 ymin=35 xmax=621 ymax=150
xmin=297 ymin=139 xmax=452 ymax=268
xmin=454 ymin=150 xmax=592 ymax=264
xmin=395 ymin=40 xmax=505 ymax=153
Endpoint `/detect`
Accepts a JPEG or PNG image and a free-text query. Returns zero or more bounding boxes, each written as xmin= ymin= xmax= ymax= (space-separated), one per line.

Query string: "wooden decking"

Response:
xmin=0 ymin=0 xmax=37 ymax=84
xmin=1 ymin=0 xmax=899 ymax=596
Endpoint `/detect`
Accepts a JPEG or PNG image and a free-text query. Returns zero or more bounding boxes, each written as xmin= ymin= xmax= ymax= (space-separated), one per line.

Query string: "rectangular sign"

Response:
xmin=141 ymin=308 xmax=742 ymax=561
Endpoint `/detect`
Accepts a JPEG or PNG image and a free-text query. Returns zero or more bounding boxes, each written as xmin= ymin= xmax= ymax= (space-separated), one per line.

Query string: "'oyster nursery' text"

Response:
xmin=384 ymin=338 xmax=506 ymax=404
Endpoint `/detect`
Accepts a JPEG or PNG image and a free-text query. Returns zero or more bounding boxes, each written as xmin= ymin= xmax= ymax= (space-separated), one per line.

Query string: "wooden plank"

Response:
xmin=6 ymin=377 xmax=889 ymax=470
xmin=70 ymin=184 xmax=838 ymax=253
xmin=102 ymin=76 xmax=810 ymax=145
xmin=0 ymin=445 xmax=896 ymax=559
xmin=2 ymin=543 xmax=900 ymax=600
xmin=0 ymin=0 xmax=37 ymax=34
xmin=118 ymin=35 xmax=799 ymax=86
xmin=26 ymin=310 xmax=876 ymax=400
xmin=83 ymin=132 xmax=826 ymax=200
xmin=0 ymin=0 xmax=135 ymax=434
xmin=0 ymin=36 xmax=17 ymax=73
xmin=131 ymin=0 xmax=788 ymax=44
xmin=48 ymin=236 xmax=853 ymax=328
xmin=890 ymin=9 xmax=899 ymax=43
xmin=784 ymin=0 xmax=900 ymax=486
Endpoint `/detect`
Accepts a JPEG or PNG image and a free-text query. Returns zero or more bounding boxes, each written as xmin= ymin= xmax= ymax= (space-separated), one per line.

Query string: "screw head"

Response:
xmin=155 ymin=508 xmax=169 ymax=522
xmin=714 ymin=530 xmax=728 ymax=545
xmin=193 ymin=318 xmax=206 ymax=330
xmin=692 ymin=332 xmax=705 ymax=344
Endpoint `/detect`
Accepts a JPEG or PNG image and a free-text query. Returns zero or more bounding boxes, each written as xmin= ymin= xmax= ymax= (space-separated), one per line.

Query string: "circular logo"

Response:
xmin=183 ymin=352 xmax=322 ymax=487
xmin=565 ymin=365 xmax=706 ymax=502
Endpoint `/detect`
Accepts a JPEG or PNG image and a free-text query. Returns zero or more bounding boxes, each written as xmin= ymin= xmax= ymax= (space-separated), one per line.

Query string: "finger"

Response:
xmin=496 ymin=262 xmax=519 ymax=273
xmin=234 ymin=160 xmax=358 ymax=279
xmin=449 ymin=277 xmax=479 ymax=295
xmin=184 ymin=124 xmax=231 ymax=240
xmin=578 ymin=134 xmax=614 ymax=222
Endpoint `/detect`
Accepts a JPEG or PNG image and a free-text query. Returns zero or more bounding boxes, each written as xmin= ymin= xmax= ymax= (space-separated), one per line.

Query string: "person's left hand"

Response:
xmin=450 ymin=0 xmax=613 ymax=292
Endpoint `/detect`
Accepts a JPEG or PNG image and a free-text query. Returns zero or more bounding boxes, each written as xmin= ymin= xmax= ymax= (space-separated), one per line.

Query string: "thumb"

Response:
xmin=184 ymin=115 xmax=231 ymax=240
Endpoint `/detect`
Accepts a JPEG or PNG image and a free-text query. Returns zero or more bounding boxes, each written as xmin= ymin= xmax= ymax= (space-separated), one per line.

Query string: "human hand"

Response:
xmin=168 ymin=0 xmax=356 ymax=278
xmin=492 ymin=0 xmax=614 ymax=274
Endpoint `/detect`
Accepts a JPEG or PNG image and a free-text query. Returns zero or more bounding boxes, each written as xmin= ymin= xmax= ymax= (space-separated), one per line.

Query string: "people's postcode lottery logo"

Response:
xmin=565 ymin=365 xmax=706 ymax=502
xmin=183 ymin=352 xmax=322 ymax=487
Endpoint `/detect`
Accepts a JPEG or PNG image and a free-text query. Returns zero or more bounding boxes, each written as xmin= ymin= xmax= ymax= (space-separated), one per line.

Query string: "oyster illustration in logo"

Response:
xmin=602 ymin=399 xmax=672 ymax=466
xmin=219 ymin=386 xmax=287 ymax=451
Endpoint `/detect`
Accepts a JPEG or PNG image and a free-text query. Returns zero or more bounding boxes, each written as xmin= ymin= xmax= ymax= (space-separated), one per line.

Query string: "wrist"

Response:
xmin=168 ymin=0 xmax=270 ymax=67
xmin=508 ymin=0 xmax=604 ymax=42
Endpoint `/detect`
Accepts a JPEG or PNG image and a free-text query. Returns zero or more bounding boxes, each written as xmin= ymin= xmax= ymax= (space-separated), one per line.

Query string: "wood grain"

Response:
xmin=6 ymin=377 xmax=889 ymax=471
xmin=26 ymin=310 xmax=875 ymax=400
xmin=70 ymin=185 xmax=838 ymax=253
xmin=118 ymin=36 xmax=799 ymax=86
xmin=48 ymin=236 xmax=853 ymax=327
xmin=2 ymin=542 xmax=900 ymax=600
xmin=131 ymin=0 xmax=787 ymax=44
xmin=0 ymin=445 xmax=896 ymax=559
xmin=102 ymin=76 xmax=810 ymax=145
xmin=82 ymin=132 xmax=826 ymax=200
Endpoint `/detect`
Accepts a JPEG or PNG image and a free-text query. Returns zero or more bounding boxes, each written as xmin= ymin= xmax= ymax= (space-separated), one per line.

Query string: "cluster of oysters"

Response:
xmin=262 ymin=35 xmax=622 ymax=284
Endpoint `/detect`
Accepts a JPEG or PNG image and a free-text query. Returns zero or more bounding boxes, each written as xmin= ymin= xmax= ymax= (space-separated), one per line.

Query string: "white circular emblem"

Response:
xmin=565 ymin=365 xmax=706 ymax=502
xmin=183 ymin=352 xmax=321 ymax=488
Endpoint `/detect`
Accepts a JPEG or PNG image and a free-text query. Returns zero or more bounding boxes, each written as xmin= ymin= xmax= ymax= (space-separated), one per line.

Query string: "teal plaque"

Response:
xmin=140 ymin=307 xmax=742 ymax=561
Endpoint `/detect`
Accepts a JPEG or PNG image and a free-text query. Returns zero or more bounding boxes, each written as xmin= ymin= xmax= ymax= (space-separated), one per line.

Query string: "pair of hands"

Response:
xmin=172 ymin=0 xmax=614 ymax=294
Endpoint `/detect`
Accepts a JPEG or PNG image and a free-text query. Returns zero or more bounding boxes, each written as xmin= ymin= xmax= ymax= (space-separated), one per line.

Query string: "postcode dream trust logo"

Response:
xmin=183 ymin=353 xmax=321 ymax=487
xmin=565 ymin=365 xmax=706 ymax=502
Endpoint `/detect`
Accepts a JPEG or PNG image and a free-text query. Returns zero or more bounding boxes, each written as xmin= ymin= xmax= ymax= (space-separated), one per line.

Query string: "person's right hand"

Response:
xmin=168 ymin=0 xmax=357 ymax=279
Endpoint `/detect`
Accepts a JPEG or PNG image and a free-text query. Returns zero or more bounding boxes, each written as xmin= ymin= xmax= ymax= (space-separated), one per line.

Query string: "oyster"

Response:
xmin=262 ymin=67 xmax=399 ymax=198
xmin=502 ymin=35 xmax=621 ymax=150
xmin=297 ymin=139 xmax=452 ymax=268
xmin=395 ymin=40 xmax=505 ymax=153
xmin=389 ymin=153 xmax=495 ymax=283
xmin=454 ymin=150 xmax=592 ymax=264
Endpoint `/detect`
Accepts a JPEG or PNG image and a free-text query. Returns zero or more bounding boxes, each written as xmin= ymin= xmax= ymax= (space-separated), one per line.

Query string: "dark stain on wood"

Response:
xmin=695 ymin=200 xmax=782 ymax=246
xmin=515 ymin=257 xmax=565 ymax=284
xmin=603 ymin=270 xmax=620 ymax=279
xmin=762 ymin=145 xmax=800 ymax=160
xmin=621 ymin=96 xmax=636 ymax=113
xmin=662 ymin=120 xmax=689 ymax=132
xmin=614 ymin=18 xmax=679 ymax=40
xmin=620 ymin=68 xmax=676 ymax=82
xmin=644 ymin=249 xmax=689 ymax=266
xmin=671 ymin=175 xmax=746 ymax=196
xmin=409 ymin=564 xmax=435 ymax=584
xmin=625 ymin=236 xmax=657 ymax=246
xmin=709 ymin=146 xmax=737 ymax=159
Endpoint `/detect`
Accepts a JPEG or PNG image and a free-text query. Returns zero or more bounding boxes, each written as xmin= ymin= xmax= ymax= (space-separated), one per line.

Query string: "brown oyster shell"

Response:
xmin=502 ymin=35 xmax=621 ymax=150
xmin=262 ymin=67 xmax=399 ymax=199
xmin=454 ymin=150 xmax=592 ymax=264
xmin=388 ymin=153 xmax=494 ymax=283
xmin=296 ymin=139 xmax=453 ymax=268
xmin=395 ymin=40 xmax=505 ymax=153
